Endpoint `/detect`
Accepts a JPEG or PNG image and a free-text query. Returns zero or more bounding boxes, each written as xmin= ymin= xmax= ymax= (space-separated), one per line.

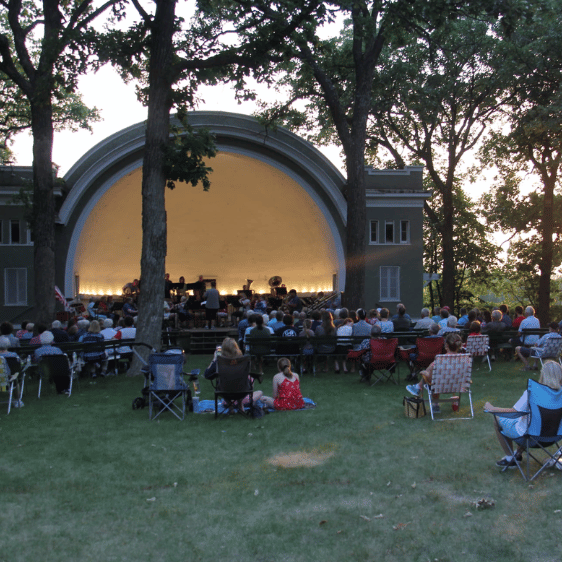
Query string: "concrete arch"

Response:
xmin=57 ymin=112 xmax=348 ymax=297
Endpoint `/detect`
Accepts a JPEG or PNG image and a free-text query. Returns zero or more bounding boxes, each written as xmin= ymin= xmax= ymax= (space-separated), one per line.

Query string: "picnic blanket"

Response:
xmin=194 ymin=397 xmax=316 ymax=414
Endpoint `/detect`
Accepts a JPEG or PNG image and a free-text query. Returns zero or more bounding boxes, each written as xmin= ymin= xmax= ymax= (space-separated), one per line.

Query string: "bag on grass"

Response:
xmin=403 ymin=396 xmax=426 ymax=418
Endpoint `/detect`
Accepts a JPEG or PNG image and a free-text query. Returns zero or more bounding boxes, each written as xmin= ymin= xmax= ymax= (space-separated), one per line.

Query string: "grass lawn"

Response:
xmin=2 ymin=355 xmax=562 ymax=562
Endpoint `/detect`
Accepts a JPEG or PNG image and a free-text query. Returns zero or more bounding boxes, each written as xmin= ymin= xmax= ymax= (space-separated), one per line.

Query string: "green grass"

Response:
xmin=2 ymin=357 xmax=562 ymax=562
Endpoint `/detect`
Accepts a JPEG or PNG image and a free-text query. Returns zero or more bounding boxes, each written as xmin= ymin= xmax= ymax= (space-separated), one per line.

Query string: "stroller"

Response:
xmin=132 ymin=347 xmax=200 ymax=417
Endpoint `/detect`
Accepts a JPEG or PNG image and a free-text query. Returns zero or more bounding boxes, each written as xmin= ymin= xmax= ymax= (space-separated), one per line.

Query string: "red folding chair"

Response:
xmin=364 ymin=338 xmax=399 ymax=385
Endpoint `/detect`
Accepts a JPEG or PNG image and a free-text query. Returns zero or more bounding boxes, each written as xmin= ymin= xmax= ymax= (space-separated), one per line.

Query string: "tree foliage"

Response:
xmin=367 ymin=15 xmax=505 ymax=309
xmin=479 ymin=0 xmax=562 ymax=324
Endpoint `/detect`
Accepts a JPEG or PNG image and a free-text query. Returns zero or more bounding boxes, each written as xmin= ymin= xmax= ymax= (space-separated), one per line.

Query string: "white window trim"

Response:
xmin=384 ymin=221 xmax=394 ymax=244
xmin=400 ymin=220 xmax=410 ymax=244
xmin=369 ymin=220 xmax=378 ymax=245
xmin=4 ymin=268 xmax=27 ymax=306
xmin=380 ymin=266 xmax=400 ymax=302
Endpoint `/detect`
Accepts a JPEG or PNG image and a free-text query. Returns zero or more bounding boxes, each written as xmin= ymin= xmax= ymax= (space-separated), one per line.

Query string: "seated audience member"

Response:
xmin=32 ymin=331 xmax=63 ymax=363
xmin=21 ymin=323 xmax=34 ymax=342
xmin=122 ymin=297 xmax=138 ymax=318
xmin=379 ymin=308 xmax=394 ymax=333
xmin=431 ymin=307 xmax=441 ymax=324
xmin=335 ymin=317 xmax=354 ymax=374
xmin=270 ymin=310 xmax=285 ymax=333
xmin=315 ymin=311 xmax=337 ymax=372
xmin=248 ymin=315 xmax=272 ymax=374
xmin=438 ymin=308 xmax=450 ymax=329
xmin=310 ymin=310 xmax=322 ymax=332
xmin=237 ymin=310 xmax=252 ymax=348
xmin=437 ymin=316 xmax=460 ymax=337
xmin=67 ymin=325 xmax=79 ymax=341
xmin=457 ymin=308 xmax=469 ymax=328
xmin=51 ymin=320 xmax=70 ymax=343
xmin=406 ymin=333 xmax=464 ymax=414
xmin=267 ymin=311 xmax=278 ymax=329
xmin=467 ymin=321 xmax=482 ymax=337
xmin=499 ymin=304 xmax=512 ymax=328
xmin=334 ymin=308 xmax=349 ymax=328
xmin=0 ymin=336 xmax=19 ymax=359
xmin=294 ymin=311 xmax=306 ymax=333
xmin=204 ymin=337 xmax=263 ymax=412
xmin=299 ymin=319 xmax=315 ymax=373
xmin=29 ymin=323 xmax=48 ymax=346
xmin=261 ymin=358 xmax=304 ymax=411
xmin=1 ymin=322 xmax=20 ymax=348
xmin=113 ymin=315 xmax=136 ymax=357
xmin=510 ymin=306 xmax=541 ymax=349
xmin=367 ymin=309 xmax=380 ymax=326
xmin=483 ymin=309 xmax=505 ymax=333
xmin=100 ymin=318 xmax=118 ymax=363
xmin=352 ymin=308 xmax=372 ymax=345
xmin=274 ymin=314 xmax=300 ymax=357
xmin=391 ymin=303 xmax=412 ymax=323
xmin=16 ymin=321 xmax=31 ymax=340
xmin=512 ymin=306 xmax=525 ymax=329
xmin=80 ymin=319 xmax=108 ymax=377
xmin=73 ymin=319 xmax=90 ymax=342
xmin=516 ymin=322 xmax=561 ymax=370
xmin=357 ymin=324 xmax=385 ymax=379
xmin=392 ymin=304 xmax=411 ymax=331
xmin=481 ymin=309 xmax=492 ymax=329
xmin=485 ymin=361 xmax=562 ymax=468
xmin=414 ymin=308 xmax=435 ymax=330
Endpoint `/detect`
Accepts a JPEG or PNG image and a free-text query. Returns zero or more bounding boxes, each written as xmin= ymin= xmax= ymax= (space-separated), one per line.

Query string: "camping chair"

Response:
xmin=465 ymin=334 xmax=491 ymax=371
xmin=36 ymin=353 xmax=78 ymax=397
xmin=81 ymin=333 xmax=108 ymax=377
xmin=147 ymin=352 xmax=190 ymax=420
xmin=424 ymin=353 xmax=473 ymax=420
xmin=0 ymin=356 xmax=21 ymax=414
xmin=488 ymin=378 xmax=562 ymax=481
xmin=4 ymin=356 xmax=26 ymax=405
xmin=363 ymin=338 xmax=398 ymax=385
xmin=212 ymin=355 xmax=254 ymax=419
xmin=530 ymin=337 xmax=562 ymax=368
xmin=406 ymin=337 xmax=444 ymax=377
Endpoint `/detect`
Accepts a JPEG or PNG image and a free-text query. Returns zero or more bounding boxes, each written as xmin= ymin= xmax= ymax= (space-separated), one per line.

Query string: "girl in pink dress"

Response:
xmin=262 ymin=358 xmax=304 ymax=410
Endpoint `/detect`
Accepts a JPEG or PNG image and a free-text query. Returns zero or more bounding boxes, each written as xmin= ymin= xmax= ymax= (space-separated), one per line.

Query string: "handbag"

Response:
xmin=403 ymin=396 xmax=426 ymax=418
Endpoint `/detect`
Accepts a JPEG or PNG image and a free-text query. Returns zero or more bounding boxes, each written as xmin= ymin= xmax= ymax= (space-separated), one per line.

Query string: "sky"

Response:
xmin=12 ymin=64 xmax=349 ymax=177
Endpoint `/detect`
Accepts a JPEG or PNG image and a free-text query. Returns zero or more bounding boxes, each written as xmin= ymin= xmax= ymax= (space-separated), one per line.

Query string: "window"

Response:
xmin=369 ymin=220 xmax=378 ymax=244
xmin=380 ymin=266 xmax=400 ymax=301
xmin=385 ymin=221 xmax=394 ymax=244
xmin=4 ymin=268 xmax=27 ymax=306
xmin=400 ymin=220 xmax=410 ymax=244
xmin=10 ymin=220 xmax=20 ymax=244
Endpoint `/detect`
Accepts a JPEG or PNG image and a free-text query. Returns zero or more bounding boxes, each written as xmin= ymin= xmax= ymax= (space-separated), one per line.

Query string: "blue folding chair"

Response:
xmin=147 ymin=352 xmax=190 ymax=420
xmin=490 ymin=378 xmax=562 ymax=481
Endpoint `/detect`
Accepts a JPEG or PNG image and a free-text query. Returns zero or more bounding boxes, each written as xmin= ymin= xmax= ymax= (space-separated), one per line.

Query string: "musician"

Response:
xmin=203 ymin=281 xmax=220 ymax=330
xmin=122 ymin=279 xmax=140 ymax=296
xmin=287 ymin=289 xmax=303 ymax=313
xmin=164 ymin=273 xmax=173 ymax=299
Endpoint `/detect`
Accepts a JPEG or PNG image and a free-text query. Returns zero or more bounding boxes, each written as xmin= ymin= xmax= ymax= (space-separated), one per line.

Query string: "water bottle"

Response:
xmin=192 ymin=396 xmax=199 ymax=413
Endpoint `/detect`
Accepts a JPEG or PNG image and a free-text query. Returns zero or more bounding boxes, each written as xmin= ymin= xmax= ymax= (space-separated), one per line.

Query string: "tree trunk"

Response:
xmin=130 ymin=0 xmax=176 ymax=374
xmin=343 ymin=144 xmax=367 ymax=310
xmin=440 ymin=179 xmax=455 ymax=308
xmin=537 ymin=174 xmax=556 ymax=325
xmin=30 ymin=98 xmax=56 ymax=325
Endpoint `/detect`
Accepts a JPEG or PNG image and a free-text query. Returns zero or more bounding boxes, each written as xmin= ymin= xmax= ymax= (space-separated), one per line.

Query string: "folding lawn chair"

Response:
xmin=4 ymin=356 xmax=26 ymax=406
xmin=212 ymin=355 xmax=254 ymax=419
xmin=465 ymin=334 xmax=491 ymax=371
xmin=147 ymin=352 xmax=190 ymax=420
xmin=0 ymin=356 xmax=21 ymax=414
xmin=36 ymin=353 xmax=78 ymax=397
xmin=488 ymin=378 xmax=562 ymax=481
xmin=424 ymin=353 xmax=473 ymax=421
xmin=407 ymin=337 xmax=444 ymax=376
xmin=363 ymin=338 xmax=398 ymax=385
xmin=531 ymin=336 xmax=562 ymax=368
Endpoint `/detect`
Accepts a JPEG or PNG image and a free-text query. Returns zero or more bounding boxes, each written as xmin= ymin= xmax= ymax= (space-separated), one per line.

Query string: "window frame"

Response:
xmin=380 ymin=266 xmax=400 ymax=302
xmin=4 ymin=268 xmax=27 ymax=306
xmin=400 ymin=220 xmax=410 ymax=244
xmin=369 ymin=220 xmax=379 ymax=244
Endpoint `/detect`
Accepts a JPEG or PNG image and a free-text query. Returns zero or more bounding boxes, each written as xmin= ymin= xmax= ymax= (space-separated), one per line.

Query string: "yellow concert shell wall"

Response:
xmin=74 ymin=151 xmax=338 ymax=296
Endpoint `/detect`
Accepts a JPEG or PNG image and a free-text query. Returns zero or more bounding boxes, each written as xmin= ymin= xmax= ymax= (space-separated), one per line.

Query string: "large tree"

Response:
xmin=253 ymin=0 xmax=505 ymax=309
xmin=480 ymin=0 xmax=562 ymax=325
xmin=103 ymin=0 xmax=326 ymax=360
xmin=0 ymin=0 xmax=120 ymax=323
xmin=366 ymin=16 xmax=504 ymax=309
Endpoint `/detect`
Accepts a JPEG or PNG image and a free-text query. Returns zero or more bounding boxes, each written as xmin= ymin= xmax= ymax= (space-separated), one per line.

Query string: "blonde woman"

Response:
xmin=485 ymin=360 xmax=562 ymax=468
xmin=261 ymin=358 xmax=304 ymax=411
